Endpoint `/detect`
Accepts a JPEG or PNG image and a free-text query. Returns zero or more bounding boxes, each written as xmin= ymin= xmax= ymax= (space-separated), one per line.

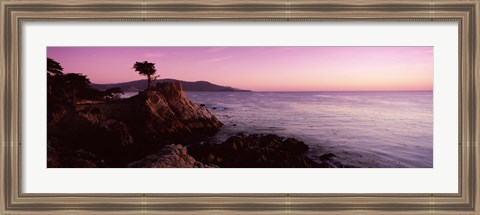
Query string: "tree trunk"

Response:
xmin=73 ymin=89 xmax=77 ymax=105
xmin=147 ymin=75 xmax=152 ymax=91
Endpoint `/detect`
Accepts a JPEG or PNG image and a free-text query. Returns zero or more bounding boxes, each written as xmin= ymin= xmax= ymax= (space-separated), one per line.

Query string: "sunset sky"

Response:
xmin=47 ymin=47 xmax=433 ymax=91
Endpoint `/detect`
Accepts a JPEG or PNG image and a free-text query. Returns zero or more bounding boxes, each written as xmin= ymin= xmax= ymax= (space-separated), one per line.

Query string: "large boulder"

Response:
xmin=127 ymin=144 xmax=217 ymax=168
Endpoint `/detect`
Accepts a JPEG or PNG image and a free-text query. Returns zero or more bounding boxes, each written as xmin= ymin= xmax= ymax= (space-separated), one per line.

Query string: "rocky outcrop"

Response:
xmin=188 ymin=134 xmax=326 ymax=168
xmin=127 ymin=144 xmax=217 ymax=168
xmin=130 ymin=81 xmax=223 ymax=135
xmin=70 ymin=81 xmax=222 ymax=141
xmin=47 ymin=143 xmax=101 ymax=168
xmin=47 ymin=81 xmax=222 ymax=167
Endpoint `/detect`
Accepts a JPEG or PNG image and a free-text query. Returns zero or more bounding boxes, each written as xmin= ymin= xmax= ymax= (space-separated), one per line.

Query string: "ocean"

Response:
xmin=184 ymin=91 xmax=433 ymax=168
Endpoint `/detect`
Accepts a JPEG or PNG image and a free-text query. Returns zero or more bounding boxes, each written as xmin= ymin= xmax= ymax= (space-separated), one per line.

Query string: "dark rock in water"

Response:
xmin=200 ymin=104 xmax=206 ymax=107
xmin=319 ymin=153 xmax=336 ymax=161
xmin=211 ymin=106 xmax=227 ymax=111
xmin=188 ymin=134 xmax=321 ymax=168
xmin=127 ymin=144 xmax=217 ymax=168
xmin=48 ymin=81 xmax=223 ymax=167
xmin=232 ymin=124 xmax=237 ymax=126
xmin=315 ymin=153 xmax=357 ymax=168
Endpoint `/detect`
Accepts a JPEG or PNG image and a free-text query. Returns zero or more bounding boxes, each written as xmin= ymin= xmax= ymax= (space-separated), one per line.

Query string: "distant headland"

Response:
xmin=90 ymin=79 xmax=251 ymax=92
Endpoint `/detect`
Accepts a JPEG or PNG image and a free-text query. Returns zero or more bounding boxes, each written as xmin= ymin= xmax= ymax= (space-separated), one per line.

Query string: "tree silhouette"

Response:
xmin=63 ymin=73 xmax=91 ymax=104
xmin=133 ymin=61 xmax=158 ymax=91
xmin=47 ymin=58 xmax=64 ymax=77
xmin=47 ymin=58 xmax=64 ymax=96
xmin=105 ymin=87 xmax=124 ymax=101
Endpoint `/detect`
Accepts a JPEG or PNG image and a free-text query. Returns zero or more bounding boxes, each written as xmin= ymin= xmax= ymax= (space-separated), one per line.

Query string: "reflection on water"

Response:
xmin=185 ymin=91 xmax=433 ymax=168
xmin=120 ymin=92 xmax=139 ymax=98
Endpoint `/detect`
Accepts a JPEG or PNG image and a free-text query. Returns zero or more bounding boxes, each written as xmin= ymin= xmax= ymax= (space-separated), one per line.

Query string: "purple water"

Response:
xmin=185 ymin=91 xmax=433 ymax=168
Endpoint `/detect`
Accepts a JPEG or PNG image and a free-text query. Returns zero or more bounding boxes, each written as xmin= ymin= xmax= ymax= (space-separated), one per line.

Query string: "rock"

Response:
xmin=127 ymin=144 xmax=215 ymax=168
xmin=207 ymin=153 xmax=216 ymax=163
xmin=98 ymin=119 xmax=134 ymax=146
xmin=194 ymin=161 xmax=204 ymax=168
xmin=188 ymin=134 xmax=320 ymax=168
xmin=126 ymin=82 xmax=223 ymax=137
xmin=180 ymin=146 xmax=188 ymax=155
xmin=69 ymin=150 xmax=99 ymax=168
xmin=47 ymin=144 xmax=61 ymax=168
xmin=319 ymin=153 xmax=336 ymax=161
xmin=47 ymin=143 xmax=99 ymax=168
xmin=48 ymin=81 xmax=223 ymax=167
xmin=283 ymin=138 xmax=309 ymax=154
xmin=200 ymin=104 xmax=206 ymax=107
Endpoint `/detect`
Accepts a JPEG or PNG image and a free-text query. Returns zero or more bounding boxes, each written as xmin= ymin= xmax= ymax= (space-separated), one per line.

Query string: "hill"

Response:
xmin=90 ymin=79 xmax=250 ymax=92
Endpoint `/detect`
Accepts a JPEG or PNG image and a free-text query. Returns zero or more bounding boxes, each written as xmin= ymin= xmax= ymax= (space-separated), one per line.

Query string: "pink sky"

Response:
xmin=47 ymin=47 xmax=433 ymax=91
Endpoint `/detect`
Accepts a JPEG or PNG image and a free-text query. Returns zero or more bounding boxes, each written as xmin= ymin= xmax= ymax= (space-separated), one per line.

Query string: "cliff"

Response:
xmin=47 ymin=81 xmax=222 ymax=167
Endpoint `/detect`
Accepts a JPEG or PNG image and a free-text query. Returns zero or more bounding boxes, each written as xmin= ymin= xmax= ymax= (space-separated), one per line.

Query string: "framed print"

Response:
xmin=1 ymin=0 xmax=479 ymax=214
xmin=45 ymin=46 xmax=435 ymax=169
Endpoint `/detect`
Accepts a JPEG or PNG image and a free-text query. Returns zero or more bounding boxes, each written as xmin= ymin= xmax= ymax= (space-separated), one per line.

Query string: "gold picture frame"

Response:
xmin=1 ymin=0 xmax=479 ymax=214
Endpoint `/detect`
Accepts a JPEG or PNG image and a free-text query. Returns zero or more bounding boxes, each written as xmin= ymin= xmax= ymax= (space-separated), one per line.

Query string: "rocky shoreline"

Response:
xmin=48 ymin=81 xmax=339 ymax=168
xmin=187 ymin=134 xmax=325 ymax=168
xmin=127 ymin=134 xmax=337 ymax=168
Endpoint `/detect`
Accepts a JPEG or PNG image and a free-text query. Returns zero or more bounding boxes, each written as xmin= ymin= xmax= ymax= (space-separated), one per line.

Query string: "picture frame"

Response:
xmin=1 ymin=0 xmax=478 ymax=214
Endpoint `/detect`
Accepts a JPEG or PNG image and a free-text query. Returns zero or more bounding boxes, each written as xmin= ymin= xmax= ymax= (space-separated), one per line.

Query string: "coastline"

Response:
xmin=48 ymin=81 xmax=339 ymax=168
xmin=48 ymin=82 xmax=432 ymax=168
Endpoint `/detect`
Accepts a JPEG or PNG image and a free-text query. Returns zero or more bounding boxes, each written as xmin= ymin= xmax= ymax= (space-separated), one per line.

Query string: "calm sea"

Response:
xmin=184 ymin=91 xmax=433 ymax=168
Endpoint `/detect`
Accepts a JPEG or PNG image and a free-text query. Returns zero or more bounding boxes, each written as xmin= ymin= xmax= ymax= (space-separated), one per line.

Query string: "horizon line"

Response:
xmin=121 ymin=89 xmax=433 ymax=93
xmin=252 ymin=90 xmax=433 ymax=93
